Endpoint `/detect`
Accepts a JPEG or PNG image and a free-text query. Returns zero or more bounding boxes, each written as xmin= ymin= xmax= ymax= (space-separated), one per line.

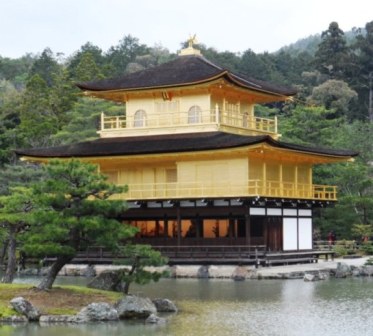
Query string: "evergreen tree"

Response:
xmin=53 ymin=97 xmax=124 ymax=145
xmin=279 ymin=105 xmax=343 ymax=147
xmin=307 ymin=79 xmax=358 ymax=119
xmin=0 ymin=163 xmax=44 ymax=281
xmin=23 ymin=160 xmax=136 ymax=290
xmin=352 ymin=21 xmax=373 ymax=121
xmin=118 ymin=244 xmax=168 ymax=294
xmin=0 ymin=187 xmax=33 ymax=283
xmin=106 ymin=35 xmax=149 ymax=77
xmin=67 ymin=42 xmax=106 ymax=80
xmin=18 ymin=74 xmax=58 ymax=148
xmin=73 ymin=52 xmax=104 ymax=82
xmin=314 ymin=22 xmax=351 ymax=80
xmin=28 ymin=48 xmax=61 ymax=87
xmin=0 ymin=82 xmax=22 ymax=165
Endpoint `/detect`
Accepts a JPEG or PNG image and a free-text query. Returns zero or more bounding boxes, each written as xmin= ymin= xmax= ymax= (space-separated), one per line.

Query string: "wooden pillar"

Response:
xmin=295 ymin=165 xmax=298 ymax=198
xmin=279 ymin=163 xmax=283 ymax=197
xmin=228 ymin=216 xmax=235 ymax=243
xmin=155 ymin=220 xmax=160 ymax=236
xmin=177 ymin=206 xmax=181 ymax=247
xmin=245 ymin=206 xmax=251 ymax=246
xmin=263 ymin=161 xmax=267 ymax=195
xmin=163 ymin=214 xmax=168 ymax=238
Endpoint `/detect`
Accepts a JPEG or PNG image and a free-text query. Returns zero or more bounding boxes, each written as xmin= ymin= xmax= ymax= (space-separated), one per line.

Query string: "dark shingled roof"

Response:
xmin=15 ymin=132 xmax=358 ymax=159
xmin=76 ymin=55 xmax=297 ymax=96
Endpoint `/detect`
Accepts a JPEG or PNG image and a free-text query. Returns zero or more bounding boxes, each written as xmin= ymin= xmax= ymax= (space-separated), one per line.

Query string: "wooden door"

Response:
xmin=266 ymin=217 xmax=282 ymax=251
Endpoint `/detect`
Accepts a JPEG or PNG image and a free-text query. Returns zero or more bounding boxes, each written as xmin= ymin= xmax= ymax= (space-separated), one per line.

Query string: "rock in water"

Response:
xmin=335 ymin=262 xmax=351 ymax=278
xmin=145 ymin=313 xmax=166 ymax=324
xmin=10 ymin=297 xmax=40 ymax=321
xmin=87 ymin=270 xmax=124 ymax=292
xmin=304 ymin=273 xmax=317 ymax=282
xmin=39 ymin=315 xmax=76 ymax=324
xmin=115 ymin=295 xmax=157 ymax=319
xmin=152 ymin=298 xmax=178 ymax=312
xmin=75 ymin=302 xmax=119 ymax=322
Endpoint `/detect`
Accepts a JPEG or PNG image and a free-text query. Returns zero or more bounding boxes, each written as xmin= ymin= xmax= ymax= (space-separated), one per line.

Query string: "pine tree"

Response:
xmin=23 ymin=160 xmax=136 ymax=290
xmin=314 ymin=22 xmax=351 ymax=80
xmin=0 ymin=187 xmax=33 ymax=283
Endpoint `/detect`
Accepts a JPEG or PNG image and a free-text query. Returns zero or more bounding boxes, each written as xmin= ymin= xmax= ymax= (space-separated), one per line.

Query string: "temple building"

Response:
xmin=16 ymin=39 xmax=357 ymax=264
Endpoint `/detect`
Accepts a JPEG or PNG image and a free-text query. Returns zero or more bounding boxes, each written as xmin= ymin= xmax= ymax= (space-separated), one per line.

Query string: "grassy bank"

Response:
xmin=0 ymin=284 xmax=123 ymax=318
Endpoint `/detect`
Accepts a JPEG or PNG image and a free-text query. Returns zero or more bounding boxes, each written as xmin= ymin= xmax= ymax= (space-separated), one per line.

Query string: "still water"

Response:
xmin=3 ymin=276 xmax=373 ymax=336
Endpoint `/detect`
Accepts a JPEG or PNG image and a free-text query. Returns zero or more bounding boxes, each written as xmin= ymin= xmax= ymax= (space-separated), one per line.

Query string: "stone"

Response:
xmin=360 ymin=265 xmax=373 ymax=277
xmin=0 ymin=315 xmax=28 ymax=323
xmin=63 ymin=264 xmax=87 ymax=277
xmin=197 ymin=265 xmax=209 ymax=278
xmin=39 ymin=315 xmax=76 ymax=324
xmin=335 ymin=262 xmax=351 ymax=278
xmin=232 ymin=266 xmax=247 ymax=281
xmin=304 ymin=273 xmax=317 ymax=281
xmin=18 ymin=268 xmax=40 ymax=276
xmin=152 ymin=298 xmax=177 ymax=313
xmin=172 ymin=265 xmax=200 ymax=278
xmin=115 ymin=295 xmax=157 ymax=319
xmin=10 ymin=297 xmax=40 ymax=321
xmin=75 ymin=302 xmax=119 ymax=322
xmin=145 ymin=313 xmax=166 ymax=324
xmin=84 ymin=265 xmax=96 ymax=277
xmin=87 ymin=270 xmax=125 ymax=292
xmin=209 ymin=265 xmax=237 ymax=278
xmin=318 ymin=272 xmax=329 ymax=280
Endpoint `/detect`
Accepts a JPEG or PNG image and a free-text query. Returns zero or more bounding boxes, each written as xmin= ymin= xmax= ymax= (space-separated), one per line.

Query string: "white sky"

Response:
xmin=0 ymin=0 xmax=372 ymax=59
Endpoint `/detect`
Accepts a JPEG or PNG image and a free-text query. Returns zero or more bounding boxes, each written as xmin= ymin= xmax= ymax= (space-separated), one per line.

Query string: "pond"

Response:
xmin=2 ymin=276 xmax=373 ymax=336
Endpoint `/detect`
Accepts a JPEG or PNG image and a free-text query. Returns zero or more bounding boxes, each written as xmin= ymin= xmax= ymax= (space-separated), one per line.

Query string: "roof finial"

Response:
xmin=188 ymin=34 xmax=198 ymax=48
xmin=179 ymin=34 xmax=201 ymax=56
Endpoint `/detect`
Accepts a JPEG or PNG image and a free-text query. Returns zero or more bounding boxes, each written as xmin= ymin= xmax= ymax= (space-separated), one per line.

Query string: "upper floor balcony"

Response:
xmin=111 ymin=180 xmax=337 ymax=202
xmin=98 ymin=106 xmax=278 ymax=138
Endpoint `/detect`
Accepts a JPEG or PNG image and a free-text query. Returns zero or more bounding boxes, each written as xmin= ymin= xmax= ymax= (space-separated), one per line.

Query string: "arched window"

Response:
xmin=133 ymin=109 xmax=147 ymax=127
xmin=188 ymin=105 xmax=202 ymax=124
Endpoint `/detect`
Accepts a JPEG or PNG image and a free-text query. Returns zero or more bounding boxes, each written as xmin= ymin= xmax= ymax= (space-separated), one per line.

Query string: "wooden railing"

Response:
xmin=111 ymin=180 xmax=337 ymax=201
xmin=100 ymin=108 xmax=277 ymax=134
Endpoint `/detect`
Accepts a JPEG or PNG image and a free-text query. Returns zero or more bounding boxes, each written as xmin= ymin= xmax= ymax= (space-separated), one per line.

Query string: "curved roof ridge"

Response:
xmin=76 ymin=54 xmax=297 ymax=96
xmin=15 ymin=132 xmax=357 ymax=159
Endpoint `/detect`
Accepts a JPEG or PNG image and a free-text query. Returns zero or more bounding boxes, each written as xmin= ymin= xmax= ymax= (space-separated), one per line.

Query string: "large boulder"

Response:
xmin=115 ymin=295 xmax=157 ymax=319
xmin=10 ymin=297 xmax=40 ymax=321
xmin=152 ymin=298 xmax=177 ymax=313
xmin=87 ymin=270 xmax=124 ymax=292
xmin=75 ymin=302 xmax=119 ymax=322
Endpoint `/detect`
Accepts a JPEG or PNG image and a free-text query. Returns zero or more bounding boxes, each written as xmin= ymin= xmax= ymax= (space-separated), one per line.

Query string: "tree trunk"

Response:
xmin=2 ymin=228 xmax=17 ymax=283
xmin=37 ymin=255 xmax=73 ymax=290
xmin=123 ymin=256 xmax=139 ymax=295
xmin=0 ymin=238 xmax=9 ymax=265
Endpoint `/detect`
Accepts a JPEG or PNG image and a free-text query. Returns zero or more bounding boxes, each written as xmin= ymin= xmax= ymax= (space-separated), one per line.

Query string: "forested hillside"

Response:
xmin=0 ymin=21 xmax=372 ymax=240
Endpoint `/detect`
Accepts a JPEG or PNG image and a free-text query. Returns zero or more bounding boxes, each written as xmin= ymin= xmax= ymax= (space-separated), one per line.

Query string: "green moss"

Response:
xmin=0 ymin=306 xmax=19 ymax=318
xmin=46 ymin=307 xmax=77 ymax=315
xmin=0 ymin=283 xmax=123 ymax=317
xmin=56 ymin=285 xmax=122 ymax=300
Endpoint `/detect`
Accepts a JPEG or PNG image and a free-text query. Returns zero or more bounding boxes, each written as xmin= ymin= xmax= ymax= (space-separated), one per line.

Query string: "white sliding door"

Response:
xmin=283 ymin=217 xmax=298 ymax=251
xmin=298 ymin=218 xmax=312 ymax=250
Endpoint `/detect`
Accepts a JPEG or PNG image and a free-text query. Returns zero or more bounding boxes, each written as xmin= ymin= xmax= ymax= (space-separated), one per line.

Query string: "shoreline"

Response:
xmin=18 ymin=257 xmax=372 ymax=280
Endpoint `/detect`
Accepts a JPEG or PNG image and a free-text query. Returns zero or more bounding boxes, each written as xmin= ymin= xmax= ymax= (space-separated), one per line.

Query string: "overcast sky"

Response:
xmin=0 ymin=0 xmax=372 ymax=59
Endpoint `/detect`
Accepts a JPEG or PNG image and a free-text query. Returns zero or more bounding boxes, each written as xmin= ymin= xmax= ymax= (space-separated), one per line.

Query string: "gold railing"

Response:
xmin=100 ymin=109 xmax=277 ymax=134
xmin=112 ymin=180 xmax=337 ymax=201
